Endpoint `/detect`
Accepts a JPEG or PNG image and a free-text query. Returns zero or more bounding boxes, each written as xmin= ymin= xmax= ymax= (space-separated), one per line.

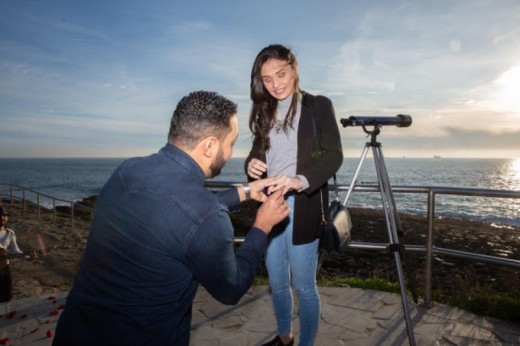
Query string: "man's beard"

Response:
xmin=209 ymin=146 xmax=226 ymax=178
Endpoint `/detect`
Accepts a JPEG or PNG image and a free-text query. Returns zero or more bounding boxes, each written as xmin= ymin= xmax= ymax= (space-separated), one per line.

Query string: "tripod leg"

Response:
xmin=374 ymin=150 xmax=419 ymax=303
xmin=390 ymin=212 xmax=419 ymax=303
xmin=342 ymin=143 xmax=370 ymax=207
xmin=372 ymin=145 xmax=416 ymax=346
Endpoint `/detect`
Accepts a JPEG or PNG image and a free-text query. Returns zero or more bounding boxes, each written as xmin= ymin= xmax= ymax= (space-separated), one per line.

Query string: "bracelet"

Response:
xmin=242 ymin=184 xmax=251 ymax=200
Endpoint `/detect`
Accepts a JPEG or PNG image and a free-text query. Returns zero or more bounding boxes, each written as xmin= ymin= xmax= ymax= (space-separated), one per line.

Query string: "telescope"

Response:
xmin=337 ymin=111 xmax=418 ymax=344
xmin=340 ymin=114 xmax=412 ymax=128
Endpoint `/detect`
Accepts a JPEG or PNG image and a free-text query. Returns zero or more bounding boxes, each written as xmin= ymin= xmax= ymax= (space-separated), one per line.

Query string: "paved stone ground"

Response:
xmin=192 ymin=286 xmax=520 ymax=346
xmin=0 ymin=292 xmax=66 ymax=345
xmin=1 ymin=286 xmax=519 ymax=345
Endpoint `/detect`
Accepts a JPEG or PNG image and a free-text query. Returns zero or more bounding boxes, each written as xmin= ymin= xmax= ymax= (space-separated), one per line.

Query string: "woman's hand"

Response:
xmin=247 ymin=159 xmax=267 ymax=180
xmin=247 ymin=175 xmax=282 ymax=202
xmin=264 ymin=175 xmax=303 ymax=196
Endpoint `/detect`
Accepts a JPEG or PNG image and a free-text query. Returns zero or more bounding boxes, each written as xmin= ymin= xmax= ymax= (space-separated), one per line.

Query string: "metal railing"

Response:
xmin=0 ymin=184 xmax=95 ymax=227
xmin=206 ymin=181 xmax=520 ymax=306
xmin=2 ymin=182 xmax=519 ymax=306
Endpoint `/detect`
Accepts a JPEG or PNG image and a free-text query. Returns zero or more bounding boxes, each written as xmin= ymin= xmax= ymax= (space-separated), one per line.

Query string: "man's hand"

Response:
xmin=263 ymin=175 xmax=303 ymax=196
xmin=253 ymin=190 xmax=290 ymax=234
xmin=247 ymin=175 xmax=282 ymax=202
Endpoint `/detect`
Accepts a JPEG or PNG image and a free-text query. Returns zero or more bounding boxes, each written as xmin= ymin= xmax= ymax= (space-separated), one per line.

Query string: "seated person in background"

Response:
xmin=0 ymin=206 xmax=36 ymax=302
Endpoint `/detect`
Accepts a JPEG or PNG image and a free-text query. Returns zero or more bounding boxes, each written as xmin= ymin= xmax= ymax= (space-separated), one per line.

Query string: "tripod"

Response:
xmin=342 ymin=124 xmax=417 ymax=346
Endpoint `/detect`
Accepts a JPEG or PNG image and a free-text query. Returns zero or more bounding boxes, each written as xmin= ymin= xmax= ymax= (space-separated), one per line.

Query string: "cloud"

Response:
xmin=172 ymin=19 xmax=214 ymax=33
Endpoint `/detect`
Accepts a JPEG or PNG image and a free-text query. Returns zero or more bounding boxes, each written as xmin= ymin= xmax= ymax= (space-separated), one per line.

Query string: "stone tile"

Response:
xmin=371 ymin=300 xmax=408 ymax=320
xmin=447 ymin=322 xmax=500 ymax=342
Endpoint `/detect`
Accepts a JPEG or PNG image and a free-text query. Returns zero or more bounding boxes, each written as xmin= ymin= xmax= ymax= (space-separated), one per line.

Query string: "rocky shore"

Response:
xmin=231 ymin=201 xmax=520 ymax=296
xmin=3 ymin=197 xmax=520 ymax=301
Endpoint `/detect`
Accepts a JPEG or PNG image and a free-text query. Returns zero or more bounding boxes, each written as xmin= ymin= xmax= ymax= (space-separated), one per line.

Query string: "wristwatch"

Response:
xmin=243 ymin=184 xmax=251 ymax=200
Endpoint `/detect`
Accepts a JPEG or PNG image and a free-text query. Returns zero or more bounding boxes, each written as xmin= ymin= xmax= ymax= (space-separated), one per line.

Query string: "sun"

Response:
xmin=469 ymin=64 xmax=520 ymax=121
xmin=493 ymin=65 xmax=520 ymax=113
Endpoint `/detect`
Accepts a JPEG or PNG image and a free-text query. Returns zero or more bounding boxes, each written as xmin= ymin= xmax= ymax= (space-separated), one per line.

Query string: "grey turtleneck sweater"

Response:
xmin=266 ymin=95 xmax=309 ymax=190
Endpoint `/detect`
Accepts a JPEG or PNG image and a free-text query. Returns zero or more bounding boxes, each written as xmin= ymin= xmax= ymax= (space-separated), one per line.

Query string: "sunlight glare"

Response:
xmin=493 ymin=65 xmax=520 ymax=113
xmin=513 ymin=158 xmax=520 ymax=177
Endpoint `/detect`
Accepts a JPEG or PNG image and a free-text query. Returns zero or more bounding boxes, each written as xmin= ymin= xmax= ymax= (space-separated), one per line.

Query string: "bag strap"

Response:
xmin=319 ymin=187 xmax=326 ymax=224
xmin=333 ymin=174 xmax=340 ymax=202
xmin=319 ymin=174 xmax=339 ymax=223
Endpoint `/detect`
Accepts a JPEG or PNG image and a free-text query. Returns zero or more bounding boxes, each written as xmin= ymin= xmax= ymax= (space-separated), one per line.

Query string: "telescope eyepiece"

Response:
xmin=340 ymin=114 xmax=412 ymax=128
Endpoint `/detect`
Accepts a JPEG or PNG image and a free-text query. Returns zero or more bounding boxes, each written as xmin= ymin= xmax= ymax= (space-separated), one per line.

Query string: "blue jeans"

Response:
xmin=265 ymin=195 xmax=320 ymax=346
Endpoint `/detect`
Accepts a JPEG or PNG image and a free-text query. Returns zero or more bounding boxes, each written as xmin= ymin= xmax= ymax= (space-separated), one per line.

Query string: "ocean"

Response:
xmin=1 ymin=157 xmax=519 ymax=227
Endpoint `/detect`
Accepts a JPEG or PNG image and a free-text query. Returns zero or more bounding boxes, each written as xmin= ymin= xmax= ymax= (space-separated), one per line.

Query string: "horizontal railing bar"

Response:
xmin=206 ymin=181 xmax=520 ymax=199
xmin=432 ymin=246 xmax=520 ymax=268
xmin=347 ymin=242 xmax=520 ymax=268
xmin=347 ymin=242 xmax=425 ymax=253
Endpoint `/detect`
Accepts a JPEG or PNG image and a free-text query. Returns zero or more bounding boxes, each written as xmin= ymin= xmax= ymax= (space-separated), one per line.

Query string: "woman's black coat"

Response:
xmin=245 ymin=92 xmax=343 ymax=245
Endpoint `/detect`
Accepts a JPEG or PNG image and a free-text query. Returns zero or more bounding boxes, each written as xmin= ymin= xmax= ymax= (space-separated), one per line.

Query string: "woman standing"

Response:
xmin=245 ymin=44 xmax=343 ymax=346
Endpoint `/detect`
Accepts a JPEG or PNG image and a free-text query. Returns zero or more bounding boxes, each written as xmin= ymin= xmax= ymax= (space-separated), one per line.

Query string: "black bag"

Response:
xmin=308 ymin=97 xmax=351 ymax=252
xmin=319 ymin=176 xmax=352 ymax=253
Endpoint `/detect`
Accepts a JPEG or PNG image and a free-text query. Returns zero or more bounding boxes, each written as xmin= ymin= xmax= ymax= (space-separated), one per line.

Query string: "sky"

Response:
xmin=1 ymin=0 xmax=519 ymax=159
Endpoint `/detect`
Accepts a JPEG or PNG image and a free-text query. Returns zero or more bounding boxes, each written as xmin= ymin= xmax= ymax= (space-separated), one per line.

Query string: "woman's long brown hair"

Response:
xmin=249 ymin=44 xmax=300 ymax=155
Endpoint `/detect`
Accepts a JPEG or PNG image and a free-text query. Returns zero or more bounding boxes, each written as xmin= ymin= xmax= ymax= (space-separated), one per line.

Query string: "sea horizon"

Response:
xmin=1 ymin=157 xmax=519 ymax=227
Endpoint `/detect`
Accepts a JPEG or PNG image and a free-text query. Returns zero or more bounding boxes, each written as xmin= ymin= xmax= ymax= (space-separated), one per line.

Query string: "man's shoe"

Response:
xmin=261 ymin=335 xmax=294 ymax=346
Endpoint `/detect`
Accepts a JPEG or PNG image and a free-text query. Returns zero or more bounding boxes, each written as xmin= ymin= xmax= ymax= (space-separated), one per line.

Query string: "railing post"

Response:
xmin=424 ymin=189 xmax=435 ymax=306
xmin=37 ymin=193 xmax=41 ymax=219
xmin=9 ymin=185 xmax=13 ymax=206
xmin=71 ymin=202 xmax=74 ymax=228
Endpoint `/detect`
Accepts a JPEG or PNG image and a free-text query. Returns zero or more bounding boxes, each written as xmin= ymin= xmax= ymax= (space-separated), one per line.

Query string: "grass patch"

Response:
xmin=433 ymin=287 xmax=520 ymax=322
xmin=319 ymin=276 xmax=402 ymax=293
xmin=254 ymin=275 xmax=520 ymax=323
